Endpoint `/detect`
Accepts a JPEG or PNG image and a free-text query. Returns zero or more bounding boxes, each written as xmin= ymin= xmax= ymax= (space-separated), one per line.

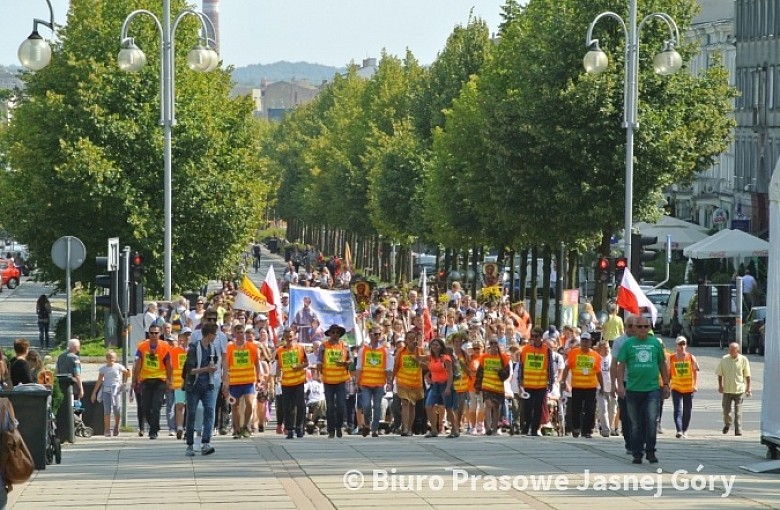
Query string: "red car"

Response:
xmin=0 ymin=259 xmax=21 ymax=289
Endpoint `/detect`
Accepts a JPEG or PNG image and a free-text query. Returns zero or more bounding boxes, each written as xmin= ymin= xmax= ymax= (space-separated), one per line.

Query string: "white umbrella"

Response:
xmin=683 ymin=228 xmax=769 ymax=259
xmin=635 ymin=216 xmax=709 ymax=250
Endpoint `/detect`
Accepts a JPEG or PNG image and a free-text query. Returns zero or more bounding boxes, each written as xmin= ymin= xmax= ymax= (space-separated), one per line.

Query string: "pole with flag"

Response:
xmin=260 ymin=265 xmax=283 ymax=343
xmin=420 ymin=268 xmax=434 ymax=340
xmin=616 ymin=268 xmax=658 ymax=325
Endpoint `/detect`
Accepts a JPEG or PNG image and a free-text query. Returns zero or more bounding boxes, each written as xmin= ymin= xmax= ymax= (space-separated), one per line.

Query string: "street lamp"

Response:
xmin=17 ymin=0 xmax=56 ymax=70
xmin=584 ymin=1 xmax=682 ymax=269
xmin=118 ymin=0 xmax=219 ymax=300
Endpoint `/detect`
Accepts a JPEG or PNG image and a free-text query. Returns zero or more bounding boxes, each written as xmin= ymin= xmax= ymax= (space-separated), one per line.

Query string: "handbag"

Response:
xmin=0 ymin=398 xmax=35 ymax=489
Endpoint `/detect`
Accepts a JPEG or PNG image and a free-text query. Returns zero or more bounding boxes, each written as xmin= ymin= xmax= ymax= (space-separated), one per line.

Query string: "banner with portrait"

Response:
xmin=288 ymin=286 xmax=361 ymax=346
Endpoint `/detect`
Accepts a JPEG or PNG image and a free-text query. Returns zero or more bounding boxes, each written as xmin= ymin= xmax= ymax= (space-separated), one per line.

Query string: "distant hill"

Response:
xmin=231 ymin=61 xmax=344 ymax=86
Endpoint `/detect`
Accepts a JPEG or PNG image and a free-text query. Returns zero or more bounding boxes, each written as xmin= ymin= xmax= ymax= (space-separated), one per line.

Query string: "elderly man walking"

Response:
xmin=716 ymin=342 xmax=751 ymax=436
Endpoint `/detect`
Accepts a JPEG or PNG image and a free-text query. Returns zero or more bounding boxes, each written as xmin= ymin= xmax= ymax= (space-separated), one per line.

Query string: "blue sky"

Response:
xmin=2 ymin=1 xmax=507 ymax=68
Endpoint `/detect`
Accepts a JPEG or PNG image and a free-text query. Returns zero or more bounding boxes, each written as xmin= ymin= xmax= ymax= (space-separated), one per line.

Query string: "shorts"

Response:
xmin=174 ymin=389 xmax=186 ymax=404
xmin=425 ymin=382 xmax=458 ymax=409
xmin=482 ymin=390 xmax=505 ymax=405
xmin=229 ymin=383 xmax=256 ymax=399
xmin=397 ymin=386 xmax=424 ymax=403
xmin=468 ymin=391 xmax=483 ymax=409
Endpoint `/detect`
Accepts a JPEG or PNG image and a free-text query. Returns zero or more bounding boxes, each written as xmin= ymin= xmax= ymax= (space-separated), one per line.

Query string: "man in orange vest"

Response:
xmin=276 ymin=327 xmax=308 ymax=439
xmin=316 ymin=324 xmax=351 ymax=438
xmin=356 ymin=325 xmax=393 ymax=437
xmin=561 ymin=332 xmax=603 ymax=439
xmin=132 ymin=324 xmax=173 ymax=440
xmin=518 ymin=326 xmax=555 ymax=436
xmin=223 ymin=323 xmax=263 ymax=439
xmin=392 ymin=330 xmax=424 ymax=436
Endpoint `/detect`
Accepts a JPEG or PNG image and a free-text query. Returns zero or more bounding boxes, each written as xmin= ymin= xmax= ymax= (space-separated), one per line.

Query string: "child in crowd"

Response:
xmin=91 ymin=350 xmax=130 ymax=437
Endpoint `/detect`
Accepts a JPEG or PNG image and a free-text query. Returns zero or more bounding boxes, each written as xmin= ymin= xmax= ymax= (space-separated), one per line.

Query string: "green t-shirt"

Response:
xmin=616 ymin=336 xmax=665 ymax=392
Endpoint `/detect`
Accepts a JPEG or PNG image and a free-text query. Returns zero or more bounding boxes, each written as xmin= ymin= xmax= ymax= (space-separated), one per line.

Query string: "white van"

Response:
xmin=661 ymin=284 xmax=698 ymax=336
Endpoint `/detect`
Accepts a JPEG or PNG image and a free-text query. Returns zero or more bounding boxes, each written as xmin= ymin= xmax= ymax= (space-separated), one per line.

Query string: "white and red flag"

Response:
xmin=616 ymin=268 xmax=658 ymax=325
xmin=260 ymin=265 xmax=283 ymax=334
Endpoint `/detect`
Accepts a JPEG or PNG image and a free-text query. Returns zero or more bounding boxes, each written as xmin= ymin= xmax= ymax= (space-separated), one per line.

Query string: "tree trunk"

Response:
xmin=567 ymin=249 xmax=578 ymax=289
xmin=529 ymin=246 xmax=538 ymax=327
xmin=518 ymin=248 xmax=529 ymax=302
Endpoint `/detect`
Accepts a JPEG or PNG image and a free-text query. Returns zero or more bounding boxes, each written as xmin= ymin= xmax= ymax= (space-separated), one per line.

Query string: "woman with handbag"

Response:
xmin=477 ymin=337 xmax=511 ymax=436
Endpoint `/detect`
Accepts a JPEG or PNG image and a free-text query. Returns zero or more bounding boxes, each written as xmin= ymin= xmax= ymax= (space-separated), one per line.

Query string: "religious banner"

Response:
xmin=288 ymin=286 xmax=360 ymax=346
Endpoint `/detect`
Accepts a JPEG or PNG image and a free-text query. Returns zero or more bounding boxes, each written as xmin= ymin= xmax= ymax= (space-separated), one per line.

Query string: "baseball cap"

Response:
xmin=580 ymin=332 xmax=592 ymax=341
xmin=179 ymin=327 xmax=192 ymax=335
xmin=256 ymin=314 xmax=268 ymax=321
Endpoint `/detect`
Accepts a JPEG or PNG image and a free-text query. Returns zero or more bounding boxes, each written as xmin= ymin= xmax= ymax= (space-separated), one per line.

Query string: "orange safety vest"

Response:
xmin=567 ymin=348 xmax=601 ymax=389
xmin=521 ymin=344 xmax=550 ymax=390
xmin=277 ymin=344 xmax=307 ymax=387
xmin=227 ymin=341 xmax=259 ymax=386
xmin=170 ymin=345 xmax=187 ymax=389
xmin=394 ymin=347 xmax=422 ymax=390
xmin=137 ymin=340 xmax=170 ymax=381
xmin=320 ymin=341 xmax=350 ymax=385
xmin=359 ymin=345 xmax=388 ymax=388
xmin=467 ymin=358 xmax=479 ymax=393
xmin=453 ymin=353 xmax=469 ymax=393
xmin=670 ymin=352 xmax=695 ymax=393
xmin=479 ymin=353 xmax=508 ymax=394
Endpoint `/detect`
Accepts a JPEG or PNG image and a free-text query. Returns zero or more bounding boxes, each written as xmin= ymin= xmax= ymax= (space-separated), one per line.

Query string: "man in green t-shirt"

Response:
xmin=616 ymin=316 xmax=670 ymax=465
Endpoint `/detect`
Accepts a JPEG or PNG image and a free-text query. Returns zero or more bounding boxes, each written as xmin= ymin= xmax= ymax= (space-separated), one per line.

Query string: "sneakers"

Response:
xmin=286 ymin=431 xmax=294 ymax=439
xmin=104 ymin=432 xmax=112 ymax=438
xmin=675 ymin=432 xmax=682 ymax=439
xmin=470 ymin=428 xmax=478 ymax=436
xmin=583 ymin=433 xmax=593 ymax=439
xmin=149 ymin=432 xmax=158 ymax=440
xmin=656 ymin=425 xmax=664 ymax=434
xmin=610 ymin=429 xmax=620 ymax=437
xmin=218 ymin=428 xmax=228 ymax=436
xmin=632 ymin=455 xmax=643 ymax=464
xmin=185 ymin=446 xmax=195 ymax=457
xmin=371 ymin=431 xmax=379 ymax=438
xmin=113 ymin=427 xmax=120 ymax=437
xmin=176 ymin=428 xmax=183 ymax=440
xmin=682 ymin=432 xmax=688 ymax=438
xmin=201 ymin=443 xmax=215 ymax=456
xmin=735 ymin=429 xmax=743 ymax=436
xmin=328 ymin=432 xmax=335 ymax=439
xmin=233 ymin=431 xmax=241 ymax=439
xmin=295 ymin=428 xmax=304 ymax=438
xmin=169 ymin=430 xmax=176 ymax=437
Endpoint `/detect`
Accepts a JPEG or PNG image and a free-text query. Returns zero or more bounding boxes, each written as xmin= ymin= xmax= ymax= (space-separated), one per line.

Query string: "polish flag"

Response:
xmin=260 ymin=265 xmax=283 ymax=336
xmin=420 ymin=268 xmax=434 ymax=340
xmin=616 ymin=268 xmax=658 ymax=325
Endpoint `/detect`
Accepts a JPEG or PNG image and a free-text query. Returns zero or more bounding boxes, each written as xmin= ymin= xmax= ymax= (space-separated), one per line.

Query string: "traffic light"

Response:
xmin=615 ymin=257 xmax=628 ymax=281
xmin=595 ymin=257 xmax=610 ymax=283
xmin=631 ymin=233 xmax=658 ymax=282
xmin=95 ymin=256 xmax=118 ymax=312
xmin=129 ymin=251 xmax=144 ymax=316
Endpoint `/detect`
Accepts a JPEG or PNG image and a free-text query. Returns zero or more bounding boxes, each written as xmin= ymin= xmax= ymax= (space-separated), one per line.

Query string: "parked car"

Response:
xmin=644 ymin=289 xmax=670 ymax=330
xmin=743 ymin=306 xmax=766 ymax=355
xmin=682 ymin=288 xmax=746 ymax=347
xmin=0 ymin=258 xmax=21 ymax=289
xmin=661 ymin=284 xmax=699 ymax=336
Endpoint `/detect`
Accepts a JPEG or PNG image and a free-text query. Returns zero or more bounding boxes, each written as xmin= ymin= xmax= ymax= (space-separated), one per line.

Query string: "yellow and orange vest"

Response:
xmin=669 ymin=352 xmax=695 ymax=393
xmin=277 ymin=344 xmax=307 ymax=387
xmin=170 ymin=345 xmax=187 ymax=389
xmin=359 ymin=345 xmax=388 ymax=388
xmin=567 ymin=348 xmax=601 ymax=390
xmin=394 ymin=346 xmax=422 ymax=390
xmin=320 ymin=341 xmax=350 ymax=385
xmin=479 ymin=353 xmax=509 ymax=394
xmin=137 ymin=340 xmax=171 ymax=382
xmin=227 ymin=341 xmax=259 ymax=386
xmin=520 ymin=344 xmax=550 ymax=390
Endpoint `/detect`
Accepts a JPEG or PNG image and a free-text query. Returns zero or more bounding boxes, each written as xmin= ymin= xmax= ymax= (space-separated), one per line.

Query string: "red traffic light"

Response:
xmin=615 ymin=257 xmax=628 ymax=271
xmin=596 ymin=258 xmax=609 ymax=271
xmin=132 ymin=254 xmax=143 ymax=266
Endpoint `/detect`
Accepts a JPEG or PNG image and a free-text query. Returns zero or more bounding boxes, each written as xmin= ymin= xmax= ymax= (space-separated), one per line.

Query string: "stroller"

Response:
xmin=73 ymin=400 xmax=94 ymax=438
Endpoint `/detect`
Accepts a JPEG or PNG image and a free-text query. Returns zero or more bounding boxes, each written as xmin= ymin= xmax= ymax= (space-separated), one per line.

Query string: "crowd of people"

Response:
xmin=116 ymin=265 xmax=753 ymax=465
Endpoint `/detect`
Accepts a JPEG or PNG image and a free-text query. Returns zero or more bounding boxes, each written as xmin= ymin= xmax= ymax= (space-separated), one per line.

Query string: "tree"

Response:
xmin=0 ymin=0 xmax=269 ymax=293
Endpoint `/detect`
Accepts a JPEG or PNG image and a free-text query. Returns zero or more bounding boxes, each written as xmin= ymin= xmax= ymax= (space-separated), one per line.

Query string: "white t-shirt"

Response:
xmin=600 ymin=353 xmax=612 ymax=392
xmin=188 ymin=310 xmax=204 ymax=330
xmin=99 ymin=363 xmax=127 ymax=394
xmin=305 ymin=380 xmax=325 ymax=404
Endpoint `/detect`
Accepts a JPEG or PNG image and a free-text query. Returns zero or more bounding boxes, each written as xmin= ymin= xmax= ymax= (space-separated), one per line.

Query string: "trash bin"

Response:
xmin=56 ymin=375 xmax=76 ymax=443
xmin=81 ymin=381 xmax=105 ymax=436
xmin=1 ymin=386 xmax=52 ymax=470
xmin=267 ymin=237 xmax=279 ymax=254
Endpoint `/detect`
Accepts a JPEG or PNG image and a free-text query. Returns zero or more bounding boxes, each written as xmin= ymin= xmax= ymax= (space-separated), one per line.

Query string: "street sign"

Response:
xmin=51 ymin=236 xmax=86 ymax=270
xmin=108 ymin=237 xmax=120 ymax=272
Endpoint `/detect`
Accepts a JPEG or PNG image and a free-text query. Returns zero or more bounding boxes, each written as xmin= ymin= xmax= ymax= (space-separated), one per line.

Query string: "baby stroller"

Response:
xmin=73 ymin=400 xmax=94 ymax=438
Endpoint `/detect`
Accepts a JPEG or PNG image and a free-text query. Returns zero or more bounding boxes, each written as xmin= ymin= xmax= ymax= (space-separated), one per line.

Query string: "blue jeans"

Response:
xmin=425 ymin=382 xmax=457 ymax=409
xmin=672 ymin=390 xmax=693 ymax=433
xmin=617 ymin=396 xmax=632 ymax=450
xmin=186 ymin=382 xmax=215 ymax=446
xmin=165 ymin=389 xmax=176 ymax=431
xmin=324 ymin=382 xmax=347 ymax=433
xmin=361 ymin=386 xmax=385 ymax=432
xmin=626 ymin=389 xmax=661 ymax=457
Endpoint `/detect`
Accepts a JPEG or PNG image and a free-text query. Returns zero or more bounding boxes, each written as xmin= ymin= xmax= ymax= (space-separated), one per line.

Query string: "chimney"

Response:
xmin=202 ymin=0 xmax=221 ymax=52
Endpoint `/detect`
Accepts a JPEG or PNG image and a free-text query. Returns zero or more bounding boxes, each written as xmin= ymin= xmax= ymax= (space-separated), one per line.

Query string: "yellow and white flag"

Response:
xmin=234 ymin=275 xmax=276 ymax=313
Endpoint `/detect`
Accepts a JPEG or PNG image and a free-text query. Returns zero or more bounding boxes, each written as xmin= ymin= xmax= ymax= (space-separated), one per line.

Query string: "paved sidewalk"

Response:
xmin=8 ymin=426 xmax=778 ymax=510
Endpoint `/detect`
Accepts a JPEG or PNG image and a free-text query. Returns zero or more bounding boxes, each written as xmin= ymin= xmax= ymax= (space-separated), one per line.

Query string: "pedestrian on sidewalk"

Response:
xmin=90 ymin=351 xmax=130 ymax=437
xmin=183 ymin=322 xmax=219 ymax=456
xmin=132 ymin=325 xmax=173 ymax=440
xmin=716 ymin=342 xmax=751 ymax=436
xmin=668 ymin=336 xmax=699 ymax=438
xmin=36 ymin=294 xmax=52 ymax=348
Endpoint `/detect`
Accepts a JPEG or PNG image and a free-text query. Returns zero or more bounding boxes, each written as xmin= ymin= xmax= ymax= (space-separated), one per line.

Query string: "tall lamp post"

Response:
xmin=17 ymin=0 xmax=56 ymax=70
xmin=118 ymin=0 xmax=219 ymax=300
xmin=584 ymin=2 xmax=682 ymax=269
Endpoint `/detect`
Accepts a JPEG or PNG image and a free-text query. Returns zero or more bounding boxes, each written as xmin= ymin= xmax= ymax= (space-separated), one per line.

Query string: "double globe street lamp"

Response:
xmin=584 ymin=1 xmax=682 ymax=269
xmin=17 ymin=0 xmax=56 ymax=70
xmin=117 ymin=0 xmax=219 ymax=300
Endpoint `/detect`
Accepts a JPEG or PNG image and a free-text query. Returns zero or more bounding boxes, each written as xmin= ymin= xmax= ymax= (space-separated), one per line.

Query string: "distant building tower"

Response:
xmin=202 ymin=0 xmax=220 ymax=52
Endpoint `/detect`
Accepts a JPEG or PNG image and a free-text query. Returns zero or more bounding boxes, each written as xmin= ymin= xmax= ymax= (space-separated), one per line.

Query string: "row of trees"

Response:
xmin=0 ymin=0 xmax=272 ymax=293
xmin=265 ymin=0 xmax=735 ymax=315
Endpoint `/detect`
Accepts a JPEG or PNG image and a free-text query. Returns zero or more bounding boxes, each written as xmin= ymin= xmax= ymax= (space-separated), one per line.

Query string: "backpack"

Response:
xmin=0 ymin=398 xmax=34 ymax=490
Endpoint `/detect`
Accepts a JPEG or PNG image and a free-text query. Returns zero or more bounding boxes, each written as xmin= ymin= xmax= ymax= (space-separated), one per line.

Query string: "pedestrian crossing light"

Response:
xmin=631 ymin=233 xmax=658 ymax=282
xmin=596 ymin=257 xmax=611 ymax=283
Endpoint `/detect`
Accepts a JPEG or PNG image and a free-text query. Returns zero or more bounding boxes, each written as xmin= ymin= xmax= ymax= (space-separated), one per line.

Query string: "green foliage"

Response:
xmin=0 ymin=0 xmax=271 ymax=294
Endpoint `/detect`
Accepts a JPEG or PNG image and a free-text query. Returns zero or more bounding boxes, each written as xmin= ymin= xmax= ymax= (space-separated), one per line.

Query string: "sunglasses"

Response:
xmin=204 ymin=317 xmax=218 ymax=322
xmin=149 ymin=332 xmax=160 ymax=335
xmin=636 ymin=325 xmax=650 ymax=329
